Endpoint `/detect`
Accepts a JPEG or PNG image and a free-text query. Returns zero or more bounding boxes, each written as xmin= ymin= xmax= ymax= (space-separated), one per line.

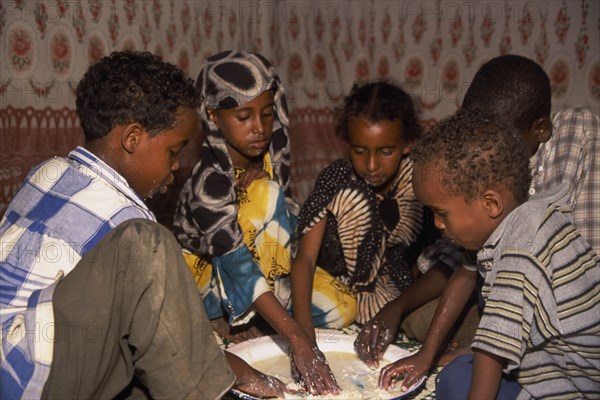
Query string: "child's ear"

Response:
xmin=402 ymin=144 xmax=411 ymax=155
xmin=531 ymin=117 xmax=552 ymax=144
xmin=481 ymin=189 xmax=504 ymax=219
xmin=121 ymin=123 xmax=145 ymax=154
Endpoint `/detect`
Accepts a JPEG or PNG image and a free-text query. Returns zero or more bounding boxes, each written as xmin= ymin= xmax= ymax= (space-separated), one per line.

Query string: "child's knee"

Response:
xmin=328 ymin=298 xmax=357 ymax=329
xmin=435 ymin=354 xmax=473 ymax=400
xmin=339 ymin=295 xmax=357 ymax=326
xmin=311 ymin=292 xmax=356 ymax=329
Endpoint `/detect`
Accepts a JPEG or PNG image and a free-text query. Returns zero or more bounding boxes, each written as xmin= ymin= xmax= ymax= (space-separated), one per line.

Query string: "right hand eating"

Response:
xmin=378 ymin=352 xmax=430 ymax=392
xmin=354 ymin=302 xmax=402 ymax=368
xmin=289 ymin=337 xmax=340 ymax=396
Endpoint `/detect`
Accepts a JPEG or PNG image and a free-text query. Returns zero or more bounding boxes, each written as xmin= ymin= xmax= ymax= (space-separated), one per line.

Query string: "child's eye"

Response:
xmin=237 ymin=115 xmax=250 ymax=121
xmin=352 ymin=148 xmax=365 ymax=155
xmin=380 ymin=150 xmax=393 ymax=156
xmin=170 ymin=147 xmax=184 ymax=157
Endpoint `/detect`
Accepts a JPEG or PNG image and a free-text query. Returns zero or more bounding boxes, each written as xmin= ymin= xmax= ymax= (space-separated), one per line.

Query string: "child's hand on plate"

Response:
xmin=354 ymin=302 xmax=401 ymax=368
xmin=226 ymin=351 xmax=286 ymax=398
xmin=378 ymin=353 xmax=428 ymax=392
xmin=235 ymin=368 xmax=286 ymax=398
xmin=289 ymin=340 xmax=341 ymax=396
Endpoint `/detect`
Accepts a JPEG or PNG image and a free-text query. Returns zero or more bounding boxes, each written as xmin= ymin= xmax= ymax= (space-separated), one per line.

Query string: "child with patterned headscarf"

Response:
xmin=173 ymin=50 xmax=340 ymax=396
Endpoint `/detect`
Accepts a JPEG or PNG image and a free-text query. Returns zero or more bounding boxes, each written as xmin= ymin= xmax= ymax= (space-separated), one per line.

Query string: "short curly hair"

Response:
xmin=335 ymin=80 xmax=422 ymax=143
xmin=411 ymin=110 xmax=531 ymax=204
xmin=76 ymin=51 xmax=199 ymax=140
xmin=462 ymin=55 xmax=551 ymax=132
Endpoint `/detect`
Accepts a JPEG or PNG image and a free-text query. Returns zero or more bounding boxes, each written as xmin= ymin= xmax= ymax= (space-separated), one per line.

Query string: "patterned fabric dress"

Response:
xmin=181 ymin=155 xmax=294 ymax=324
xmin=173 ymin=50 xmax=298 ymax=324
xmin=298 ymin=158 xmax=439 ymax=324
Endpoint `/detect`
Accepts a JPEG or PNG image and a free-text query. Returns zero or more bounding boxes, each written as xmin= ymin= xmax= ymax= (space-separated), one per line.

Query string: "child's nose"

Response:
xmin=433 ymin=214 xmax=445 ymax=230
xmin=172 ymin=157 xmax=180 ymax=171
xmin=366 ymin=154 xmax=378 ymax=172
xmin=252 ymin=115 xmax=265 ymax=135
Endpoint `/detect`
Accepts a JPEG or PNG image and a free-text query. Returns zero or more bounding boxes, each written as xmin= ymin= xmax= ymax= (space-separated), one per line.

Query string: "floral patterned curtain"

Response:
xmin=1 ymin=0 xmax=598 ymax=219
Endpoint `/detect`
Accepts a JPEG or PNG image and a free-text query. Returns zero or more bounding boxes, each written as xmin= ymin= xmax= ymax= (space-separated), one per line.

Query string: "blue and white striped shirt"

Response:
xmin=1 ymin=146 xmax=155 ymax=399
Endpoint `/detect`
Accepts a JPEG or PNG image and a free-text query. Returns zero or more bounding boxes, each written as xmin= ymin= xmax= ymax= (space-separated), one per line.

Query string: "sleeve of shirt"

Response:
xmin=471 ymin=254 xmax=546 ymax=373
xmin=297 ymin=160 xmax=351 ymax=236
xmin=416 ymin=238 xmax=477 ymax=273
xmin=549 ymin=108 xmax=600 ymax=253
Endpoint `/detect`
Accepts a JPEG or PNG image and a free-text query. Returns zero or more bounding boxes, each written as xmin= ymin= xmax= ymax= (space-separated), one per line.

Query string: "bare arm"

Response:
xmin=355 ymin=262 xmax=452 ymax=367
xmin=468 ymin=349 xmax=504 ymax=399
xmin=412 ymin=266 xmax=478 ymax=367
xmin=393 ymin=262 xmax=453 ymax=316
xmin=290 ymin=217 xmax=327 ymax=342
xmin=379 ymin=267 xmax=478 ymax=390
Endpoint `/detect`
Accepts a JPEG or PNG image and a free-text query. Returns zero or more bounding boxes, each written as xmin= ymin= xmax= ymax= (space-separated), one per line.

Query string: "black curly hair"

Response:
xmin=411 ymin=109 xmax=531 ymax=204
xmin=76 ymin=51 xmax=199 ymax=140
xmin=336 ymin=80 xmax=422 ymax=143
xmin=462 ymin=54 xmax=551 ymax=132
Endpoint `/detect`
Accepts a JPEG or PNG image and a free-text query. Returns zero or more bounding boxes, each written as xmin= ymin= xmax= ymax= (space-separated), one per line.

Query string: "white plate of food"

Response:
xmin=227 ymin=329 xmax=426 ymax=399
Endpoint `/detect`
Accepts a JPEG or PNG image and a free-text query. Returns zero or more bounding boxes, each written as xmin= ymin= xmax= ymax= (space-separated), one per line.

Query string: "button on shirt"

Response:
xmin=529 ymin=106 xmax=599 ymax=253
xmin=1 ymin=147 xmax=155 ymax=399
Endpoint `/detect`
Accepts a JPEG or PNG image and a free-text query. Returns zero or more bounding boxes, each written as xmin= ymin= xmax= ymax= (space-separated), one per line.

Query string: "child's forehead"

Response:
xmin=347 ymin=116 xmax=403 ymax=137
xmin=350 ymin=115 xmax=401 ymax=126
xmin=218 ymin=89 xmax=274 ymax=111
